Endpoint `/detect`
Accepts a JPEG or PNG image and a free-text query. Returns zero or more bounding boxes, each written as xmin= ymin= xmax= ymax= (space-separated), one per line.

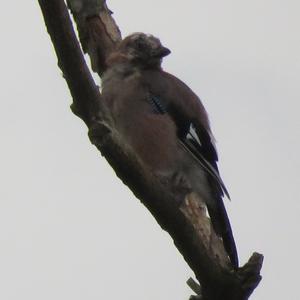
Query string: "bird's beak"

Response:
xmin=153 ymin=46 xmax=171 ymax=58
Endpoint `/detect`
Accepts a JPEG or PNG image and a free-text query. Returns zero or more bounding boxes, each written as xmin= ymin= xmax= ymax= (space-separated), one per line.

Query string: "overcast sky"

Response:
xmin=0 ymin=1 xmax=299 ymax=299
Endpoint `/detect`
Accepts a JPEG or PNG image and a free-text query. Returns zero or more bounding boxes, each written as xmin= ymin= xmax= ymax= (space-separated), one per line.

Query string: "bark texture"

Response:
xmin=37 ymin=1 xmax=264 ymax=299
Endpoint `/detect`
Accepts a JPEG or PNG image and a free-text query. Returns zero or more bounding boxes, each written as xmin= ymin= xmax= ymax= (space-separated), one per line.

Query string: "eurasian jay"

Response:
xmin=102 ymin=33 xmax=238 ymax=268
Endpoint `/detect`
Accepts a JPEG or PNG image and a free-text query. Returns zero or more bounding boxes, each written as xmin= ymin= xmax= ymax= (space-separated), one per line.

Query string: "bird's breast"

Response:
xmin=102 ymin=71 xmax=181 ymax=173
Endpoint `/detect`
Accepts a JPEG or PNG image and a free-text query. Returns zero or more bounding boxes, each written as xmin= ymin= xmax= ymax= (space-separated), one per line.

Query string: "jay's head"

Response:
xmin=107 ymin=33 xmax=171 ymax=69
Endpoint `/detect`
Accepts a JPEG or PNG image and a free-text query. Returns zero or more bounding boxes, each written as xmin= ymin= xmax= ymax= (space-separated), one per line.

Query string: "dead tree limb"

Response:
xmin=37 ymin=0 xmax=263 ymax=299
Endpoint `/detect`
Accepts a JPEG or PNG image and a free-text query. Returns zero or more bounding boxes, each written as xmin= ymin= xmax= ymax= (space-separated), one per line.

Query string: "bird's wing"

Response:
xmin=142 ymin=70 xmax=238 ymax=268
xmin=144 ymin=71 xmax=228 ymax=196
xmin=148 ymin=91 xmax=229 ymax=197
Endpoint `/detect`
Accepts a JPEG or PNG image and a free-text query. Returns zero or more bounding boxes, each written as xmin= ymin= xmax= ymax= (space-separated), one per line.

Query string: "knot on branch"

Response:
xmin=88 ymin=119 xmax=112 ymax=149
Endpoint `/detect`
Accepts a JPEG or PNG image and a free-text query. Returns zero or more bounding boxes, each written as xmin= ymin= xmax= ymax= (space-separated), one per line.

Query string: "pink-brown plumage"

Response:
xmin=102 ymin=33 xmax=238 ymax=268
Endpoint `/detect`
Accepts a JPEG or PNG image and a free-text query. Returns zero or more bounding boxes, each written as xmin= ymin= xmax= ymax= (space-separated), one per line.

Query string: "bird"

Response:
xmin=101 ymin=32 xmax=238 ymax=268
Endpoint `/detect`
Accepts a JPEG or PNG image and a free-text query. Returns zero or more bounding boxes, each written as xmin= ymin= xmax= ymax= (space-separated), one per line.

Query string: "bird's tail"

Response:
xmin=178 ymin=140 xmax=238 ymax=267
xmin=206 ymin=197 xmax=239 ymax=268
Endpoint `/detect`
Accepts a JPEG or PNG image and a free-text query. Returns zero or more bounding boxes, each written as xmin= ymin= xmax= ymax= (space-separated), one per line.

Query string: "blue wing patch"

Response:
xmin=148 ymin=93 xmax=167 ymax=114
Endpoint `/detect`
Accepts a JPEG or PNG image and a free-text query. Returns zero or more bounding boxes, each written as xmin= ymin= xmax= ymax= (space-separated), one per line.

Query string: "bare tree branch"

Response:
xmin=37 ymin=0 xmax=264 ymax=299
xmin=67 ymin=0 xmax=121 ymax=75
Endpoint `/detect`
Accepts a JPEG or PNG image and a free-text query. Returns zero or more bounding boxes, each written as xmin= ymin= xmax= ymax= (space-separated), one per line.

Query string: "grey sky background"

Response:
xmin=0 ymin=1 xmax=299 ymax=299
